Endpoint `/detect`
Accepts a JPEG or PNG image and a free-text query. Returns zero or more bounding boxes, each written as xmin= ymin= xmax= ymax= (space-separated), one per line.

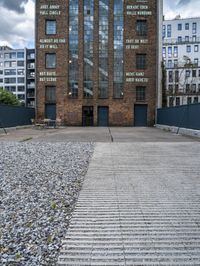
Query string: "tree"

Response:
xmin=0 ymin=88 xmax=20 ymax=106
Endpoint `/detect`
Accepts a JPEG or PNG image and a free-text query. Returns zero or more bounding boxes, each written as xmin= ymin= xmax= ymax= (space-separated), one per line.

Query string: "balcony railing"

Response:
xmin=164 ymin=62 xmax=199 ymax=69
xmin=27 ymin=83 xmax=35 ymax=89
xmin=27 ymin=93 xmax=35 ymax=98
xmin=27 ymin=74 xmax=35 ymax=79
xmin=27 ymin=55 xmax=35 ymax=60
xmin=28 ymin=64 xmax=35 ymax=69
xmin=163 ymin=37 xmax=200 ymax=45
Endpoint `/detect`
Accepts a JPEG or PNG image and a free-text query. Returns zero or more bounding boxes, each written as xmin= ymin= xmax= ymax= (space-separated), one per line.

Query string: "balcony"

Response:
xmin=27 ymin=55 xmax=35 ymax=60
xmin=27 ymin=93 xmax=35 ymax=98
xmin=27 ymin=83 xmax=35 ymax=89
xmin=28 ymin=63 xmax=35 ymax=69
xmin=27 ymin=74 xmax=35 ymax=79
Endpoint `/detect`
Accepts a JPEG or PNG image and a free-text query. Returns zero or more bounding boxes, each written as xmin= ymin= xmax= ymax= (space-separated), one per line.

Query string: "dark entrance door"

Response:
xmin=98 ymin=106 xmax=109 ymax=126
xmin=134 ymin=104 xmax=148 ymax=126
xmin=45 ymin=104 xmax=56 ymax=120
xmin=82 ymin=106 xmax=94 ymax=126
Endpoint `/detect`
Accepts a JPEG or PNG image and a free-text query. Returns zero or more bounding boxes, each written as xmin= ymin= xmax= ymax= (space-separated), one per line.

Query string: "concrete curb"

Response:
xmin=0 ymin=125 xmax=32 ymax=134
xmin=156 ymin=124 xmax=200 ymax=138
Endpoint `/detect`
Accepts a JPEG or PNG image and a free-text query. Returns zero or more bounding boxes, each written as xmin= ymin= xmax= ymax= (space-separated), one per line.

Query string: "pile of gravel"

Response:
xmin=0 ymin=142 xmax=94 ymax=265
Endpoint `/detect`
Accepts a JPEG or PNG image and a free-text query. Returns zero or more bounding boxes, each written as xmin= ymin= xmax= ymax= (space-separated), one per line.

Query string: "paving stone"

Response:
xmin=57 ymin=142 xmax=200 ymax=265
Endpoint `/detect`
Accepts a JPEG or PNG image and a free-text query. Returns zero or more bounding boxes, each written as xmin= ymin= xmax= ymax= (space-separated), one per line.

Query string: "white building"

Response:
xmin=0 ymin=46 xmax=35 ymax=107
xmin=0 ymin=46 xmax=27 ymax=104
xmin=163 ymin=16 xmax=200 ymax=106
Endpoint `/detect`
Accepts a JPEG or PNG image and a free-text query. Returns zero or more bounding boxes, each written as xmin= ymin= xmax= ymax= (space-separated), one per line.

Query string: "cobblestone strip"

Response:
xmin=57 ymin=142 xmax=200 ymax=266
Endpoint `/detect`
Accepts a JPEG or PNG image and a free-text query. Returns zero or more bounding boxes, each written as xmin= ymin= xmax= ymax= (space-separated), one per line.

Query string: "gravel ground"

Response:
xmin=0 ymin=142 xmax=94 ymax=266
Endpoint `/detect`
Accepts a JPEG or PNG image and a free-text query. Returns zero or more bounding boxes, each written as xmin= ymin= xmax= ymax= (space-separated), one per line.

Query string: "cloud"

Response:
xmin=0 ymin=0 xmax=199 ymax=49
xmin=177 ymin=0 xmax=191 ymax=7
xmin=164 ymin=0 xmax=200 ymax=19
xmin=0 ymin=0 xmax=29 ymax=14
xmin=0 ymin=0 xmax=34 ymax=48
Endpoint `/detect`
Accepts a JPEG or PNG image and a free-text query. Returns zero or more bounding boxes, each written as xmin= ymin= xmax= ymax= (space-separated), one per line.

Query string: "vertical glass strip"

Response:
xmin=84 ymin=0 xmax=94 ymax=98
xmin=99 ymin=0 xmax=109 ymax=98
xmin=113 ymin=0 xmax=124 ymax=98
xmin=69 ymin=0 xmax=79 ymax=98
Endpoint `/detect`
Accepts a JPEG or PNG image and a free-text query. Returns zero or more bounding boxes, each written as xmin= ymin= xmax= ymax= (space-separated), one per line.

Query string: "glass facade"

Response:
xmin=99 ymin=0 xmax=109 ymax=98
xmin=69 ymin=0 xmax=79 ymax=97
xmin=84 ymin=0 xmax=94 ymax=98
xmin=113 ymin=0 xmax=124 ymax=98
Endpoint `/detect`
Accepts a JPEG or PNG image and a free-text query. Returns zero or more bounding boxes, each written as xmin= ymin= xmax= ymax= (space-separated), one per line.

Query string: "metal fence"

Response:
xmin=0 ymin=104 xmax=35 ymax=128
xmin=157 ymin=103 xmax=200 ymax=130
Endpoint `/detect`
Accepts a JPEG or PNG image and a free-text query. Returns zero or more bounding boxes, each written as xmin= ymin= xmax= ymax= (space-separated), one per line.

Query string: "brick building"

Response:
xmin=36 ymin=0 xmax=163 ymax=126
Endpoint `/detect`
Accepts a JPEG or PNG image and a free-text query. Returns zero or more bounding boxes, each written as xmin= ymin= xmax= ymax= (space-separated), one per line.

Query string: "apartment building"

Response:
xmin=36 ymin=0 xmax=163 ymax=126
xmin=0 ymin=46 xmax=27 ymax=104
xmin=163 ymin=17 xmax=200 ymax=106
xmin=0 ymin=46 xmax=35 ymax=107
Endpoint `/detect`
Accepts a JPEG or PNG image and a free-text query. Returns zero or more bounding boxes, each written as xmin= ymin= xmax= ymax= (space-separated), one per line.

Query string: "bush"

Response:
xmin=0 ymin=88 xmax=20 ymax=106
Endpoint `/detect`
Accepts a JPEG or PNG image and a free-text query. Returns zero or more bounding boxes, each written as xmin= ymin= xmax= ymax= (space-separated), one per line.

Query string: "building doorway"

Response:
xmin=98 ymin=106 xmax=109 ymax=126
xmin=134 ymin=104 xmax=148 ymax=126
xmin=45 ymin=104 xmax=56 ymax=120
xmin=82 ymin=106 xmax=94 ymax=126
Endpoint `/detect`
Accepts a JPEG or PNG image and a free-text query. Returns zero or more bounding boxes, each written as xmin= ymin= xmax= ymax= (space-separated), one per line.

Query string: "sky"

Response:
xmin=0 ymin=0 xmax=200 ymax=49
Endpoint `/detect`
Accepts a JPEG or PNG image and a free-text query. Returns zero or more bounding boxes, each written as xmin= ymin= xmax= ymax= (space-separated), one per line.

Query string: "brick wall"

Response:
xmin=36 ymin=0 xmax=161 ymax=126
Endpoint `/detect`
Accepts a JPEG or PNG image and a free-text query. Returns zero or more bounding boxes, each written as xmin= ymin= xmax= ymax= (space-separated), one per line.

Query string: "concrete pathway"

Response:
xmin=0 ymin=127 xmax=199 ymax=142
xmin=57 ymin=142 xmax=200 ymax=266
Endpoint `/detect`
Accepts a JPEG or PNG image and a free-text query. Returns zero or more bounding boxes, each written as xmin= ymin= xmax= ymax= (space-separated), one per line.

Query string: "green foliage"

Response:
xmin=0 ymin=88 xmax=20 ymax=106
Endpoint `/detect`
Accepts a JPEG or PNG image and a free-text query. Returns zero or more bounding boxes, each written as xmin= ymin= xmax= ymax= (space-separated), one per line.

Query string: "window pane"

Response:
xmin=17 ymin=52 xmax=24 ymax=58
xmin=68 ymin=0 xmax=79 ymax=98
xmin=46 ymin=20 xmax=57 ymax=35
xmin=136 ymin=20 xmax=147 ymax=36
xmin=46 ymin=53 xmax=56 ymax=68
xmin=136 ymin=54 xmax=146 ymax=69
xmin=17 ymin=61 xmax=24 ymax=67
xmin=113 ymin=0 xmax=124 ymax=98
xmin=45 ymin=86 xmax=56 ymax=102
xmin=136 ymin=86 xmax=146 ymax=101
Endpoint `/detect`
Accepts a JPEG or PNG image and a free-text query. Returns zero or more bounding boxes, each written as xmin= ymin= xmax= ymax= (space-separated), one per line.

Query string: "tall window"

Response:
xmin=176 ymin=97 xmax=180 ymax=106
xmin=69 ymin=0 xmax=79 ymax=98
xmin=45 ymin=86 xmax=56 ymax=103
xmin=136 ymin=54 xmax=146 ymax=69
xmin=186 ymin=45 xmax=191 ymax=53
xmin=185 ymin=36 xmax=189 ymax=42
xmin=194 ymin=45 xmax=199 ymax=52
xmin=178 ymin=23 xmax=182 ymax=31
xmin=136 ymin=86 xmax=146 ymax=102
xmin=99 ymin=0 xmax=109 ymax=98
xmin=175 ymin=70 xmax=179 ymax=83
xmin=192 ymin=22 xmax=197 ymax=34
xmin=167 ymin=24 xmax=171 ymax=37
xmin=168 ymin=47 xmax=172 ymax=58
xmin=45 ymin=53 xmax=56 ymax=68
xmin=162 ymin=25 xmax=166 ymax=38
xmin=174 ymin=46 xmax=178 ymax=57
xmin=169 ymin=71 xmax=173 ymax=82
xmin=46 ymin=20 xmax=57 ymax=35
xmin=84 ymin=0 xmax=94 ymax=98
xmin=136 ymin=20 xmax=147 ymax=36
xmin=162 ymin=47 xmax=166 ymax=58
xmin=113 ymin=0 xmax=124 ymax=98
xmin=185 ymin=23 xmax=189 ymax=30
